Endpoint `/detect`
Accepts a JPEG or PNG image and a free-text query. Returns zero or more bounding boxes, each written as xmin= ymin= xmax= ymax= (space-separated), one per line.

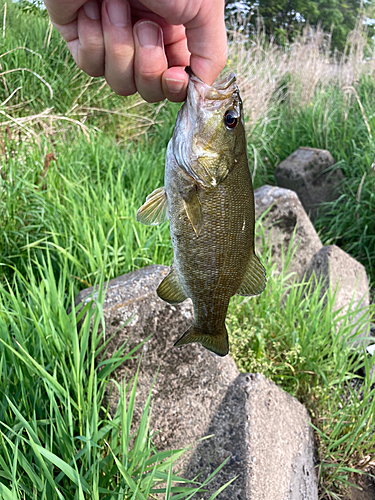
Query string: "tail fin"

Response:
xmin=174 ymin=325 xmax=229 ymax=357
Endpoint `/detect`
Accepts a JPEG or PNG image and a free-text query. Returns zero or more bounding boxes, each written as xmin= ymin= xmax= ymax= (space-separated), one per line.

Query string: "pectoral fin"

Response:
xmin=137 ymin=187 xmax=168 ymax=226
xmin=181 ymin=187 xmax=203 ymax=236
xmin=157 ymin=267 xmax=187 ymax=305
xmin=236 ymin=253 xmax=267 ymax=296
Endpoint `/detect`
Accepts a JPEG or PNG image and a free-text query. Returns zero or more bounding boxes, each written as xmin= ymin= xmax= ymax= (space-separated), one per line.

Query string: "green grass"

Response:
xmin=1 ymin=1 xmax=375 ymax=499
xmin=0 ymin=256 xmax=235 ymax=499
xmin=0 ymin=98 xmax=181 ymax=287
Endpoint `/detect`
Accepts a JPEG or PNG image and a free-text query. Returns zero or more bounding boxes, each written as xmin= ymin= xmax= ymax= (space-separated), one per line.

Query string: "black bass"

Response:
xmin=137 ymin=68 xmax=266 ymax=356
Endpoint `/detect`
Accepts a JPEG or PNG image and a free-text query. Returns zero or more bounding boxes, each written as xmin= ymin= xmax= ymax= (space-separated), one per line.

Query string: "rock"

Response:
xmin=254 ymin=185 xmax=322 ymax=279
xmin=304 ymin=245 xmax=370 ymax=342
xmin=274 ymin=147 xmax=344 ymax=220
xmin=73 ymin=264 xmax=240 ymax=448
xmin=183 ymin=373 xmax=318 ymax=500
xmin=74 ymin=265 xmax=318 ymax=499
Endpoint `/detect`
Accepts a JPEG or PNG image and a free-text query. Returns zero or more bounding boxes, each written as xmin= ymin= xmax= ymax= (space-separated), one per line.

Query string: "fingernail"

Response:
xmin=165 ymin=78 xmax=185 ymax=94
xmin=136 ymin=21 xmax=162 ymax=49
xmin=106 ymin=0 xmax=128 ymax=27
xmin=83 ymin=0 xmax=100 ymax=20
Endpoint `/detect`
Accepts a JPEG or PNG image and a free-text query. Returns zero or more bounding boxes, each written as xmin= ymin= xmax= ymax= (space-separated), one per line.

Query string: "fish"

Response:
xmin=136 ymin=68 xmax=266 ymax=357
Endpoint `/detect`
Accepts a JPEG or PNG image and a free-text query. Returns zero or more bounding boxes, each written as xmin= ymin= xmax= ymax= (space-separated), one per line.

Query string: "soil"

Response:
xmin=346 ymin=467 xmax=375 ymax=500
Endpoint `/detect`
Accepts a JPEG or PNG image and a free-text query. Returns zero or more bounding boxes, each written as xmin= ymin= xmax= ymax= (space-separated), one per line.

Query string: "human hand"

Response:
xmin=43 ymin=0 xmax=227 ymax=103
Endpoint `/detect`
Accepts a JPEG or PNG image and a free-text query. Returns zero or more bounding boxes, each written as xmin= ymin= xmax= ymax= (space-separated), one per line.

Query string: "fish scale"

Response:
xmin=137 ymin=69 xmax=266 ymax=357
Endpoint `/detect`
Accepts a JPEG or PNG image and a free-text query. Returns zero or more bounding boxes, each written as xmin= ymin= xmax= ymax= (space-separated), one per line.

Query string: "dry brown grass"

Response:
xmin=0 ymin=25 xmax=163 ymax=143
xmin=0 ymin=69 xmax=164 ymax=143
xmin=227 ymin=13 xmax=375 ymax=130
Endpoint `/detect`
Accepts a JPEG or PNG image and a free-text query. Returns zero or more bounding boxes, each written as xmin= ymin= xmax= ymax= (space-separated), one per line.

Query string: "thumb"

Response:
xmin=185 ymin=1 xmax=227 ymax=85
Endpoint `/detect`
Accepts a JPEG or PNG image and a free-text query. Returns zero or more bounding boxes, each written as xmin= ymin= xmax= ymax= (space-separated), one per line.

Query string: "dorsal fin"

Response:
xmin=236 ymin=253 xmax=267 ymax=296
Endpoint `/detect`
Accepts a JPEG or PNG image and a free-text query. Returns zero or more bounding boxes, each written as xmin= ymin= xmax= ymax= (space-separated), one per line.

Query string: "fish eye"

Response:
xmin=224 ymin=109 xmax=238 ymax=129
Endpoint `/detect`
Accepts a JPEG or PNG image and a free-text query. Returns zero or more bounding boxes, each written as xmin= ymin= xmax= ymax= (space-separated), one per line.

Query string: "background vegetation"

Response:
xmin=225 ymin=0 xmax=375 ymax=51
xmin=0 ymin=1 xmax=374 ymax=499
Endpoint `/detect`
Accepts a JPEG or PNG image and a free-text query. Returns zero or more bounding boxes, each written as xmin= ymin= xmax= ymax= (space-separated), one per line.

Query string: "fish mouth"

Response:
xmin=185 ymin=66 xmax=237 ymax=102
xmin=183 ymin=67 xmax=241 ymax=129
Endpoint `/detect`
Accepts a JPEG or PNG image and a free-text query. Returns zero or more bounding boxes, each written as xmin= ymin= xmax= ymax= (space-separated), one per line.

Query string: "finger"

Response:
xmin=133 ymin=20 xmax=190 ymax=68
xmin=64 ymin=0 xmax=105 ymax=77
xmin=163 ymin=31 xmax=189 ymax=101
xmin=44 ymin=0 xmax=87 ymax=25
xmin=185 ymin=1 xmax=227 ymax=85
xmin=101 ymin=0 xmax=136 ymax=95
xmin=162 ymin=66 xmax=189 ymax=102
xmin=51 ymin=18 xmax=78 ymax=45
xmin=164 ymin=28 xmax=190 ymax=67
xmin=133 ymin=20 xmax=168 ymax=103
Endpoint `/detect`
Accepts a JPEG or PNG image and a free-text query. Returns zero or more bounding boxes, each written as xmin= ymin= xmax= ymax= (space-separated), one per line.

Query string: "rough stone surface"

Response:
xmin=254 ymin=185 xmax=322 ymax=279
xmin=304 ymin=245 xmax=370 ymax=342
xmin=183 ymin=373 xmax=318 ymax=500
xmin=74 ymin=265 xmax=318 ymax=500
xmin=274 ymin=147 xmax=344 ymax=220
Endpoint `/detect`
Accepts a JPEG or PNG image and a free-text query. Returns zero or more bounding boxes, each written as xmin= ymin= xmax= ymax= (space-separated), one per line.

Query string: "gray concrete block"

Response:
xmin=304 ymin=245 xmax=370 ymax=342
xmin=254 ymin=185 xmax=322 ymax=280
xmin=183 ymin=373 xmax=318 ymax=500
xmin=274 ymin=147 xmax=344 ymax=220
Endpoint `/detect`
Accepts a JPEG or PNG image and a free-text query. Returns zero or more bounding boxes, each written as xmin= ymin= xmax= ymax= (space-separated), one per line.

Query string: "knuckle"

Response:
xmin=109 ymin=45 xmax=134 ymax=62
xmin=80 ymin=39 xmax=104 ymax=55
xmin=139 ymin=68 xmax=164 ymax=84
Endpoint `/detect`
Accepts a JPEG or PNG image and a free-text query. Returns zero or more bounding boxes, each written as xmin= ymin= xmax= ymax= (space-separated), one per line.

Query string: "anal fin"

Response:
xmin=236 ymin=253 xmax=267 ymax=296
xmin=137 ymin=187 xmax=168 ymax=226
xmin=157 ymin=267 xmax=187 ymax=305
